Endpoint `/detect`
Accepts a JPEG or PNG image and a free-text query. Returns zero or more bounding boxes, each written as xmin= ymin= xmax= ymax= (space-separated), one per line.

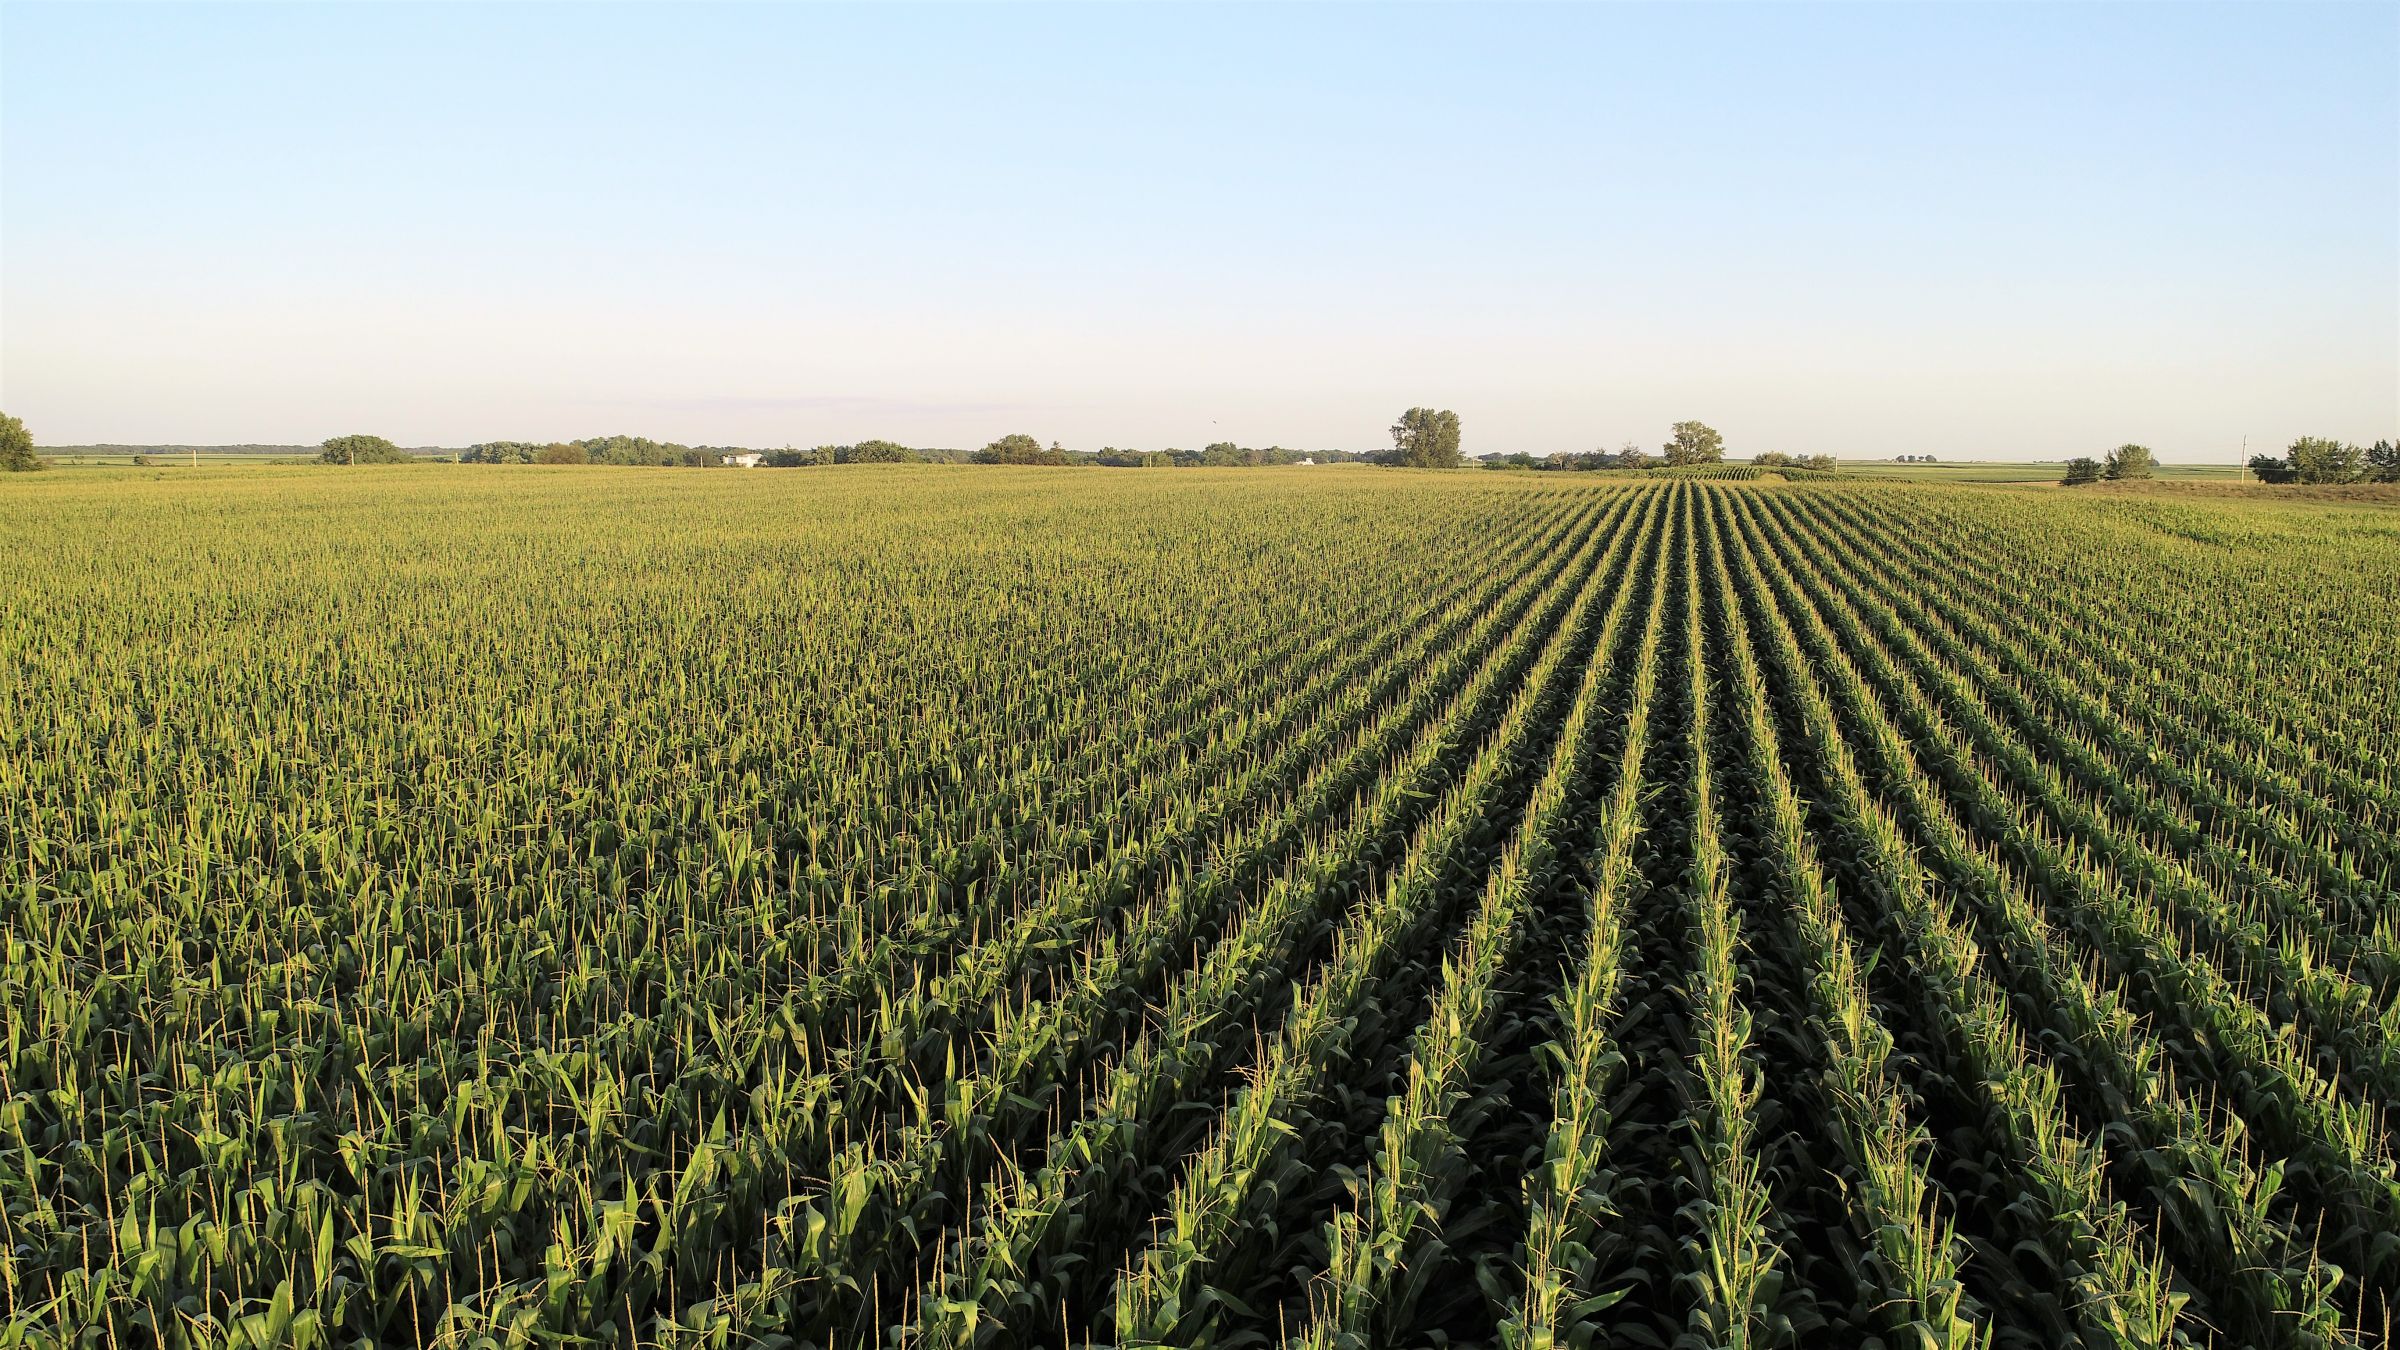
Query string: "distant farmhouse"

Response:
xmin=720 ymin=452 xmax=764 ymax=468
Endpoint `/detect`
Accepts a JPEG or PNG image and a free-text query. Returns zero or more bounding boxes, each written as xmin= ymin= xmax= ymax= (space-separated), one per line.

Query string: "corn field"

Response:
xmin=3 ymin=466 xmax=2397 ymax=1350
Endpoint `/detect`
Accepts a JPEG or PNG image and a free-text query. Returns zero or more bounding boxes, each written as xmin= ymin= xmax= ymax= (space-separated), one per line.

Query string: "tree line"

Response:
xmin=312 ymin=413 xmax=1804 ymax=474
xmin=324 ymin=433 xmax=1377 ymax=469
xmin=40 ymin=412 xmax=2380 ymax=485
xmin=1492 ymin=424 xmax=1835 ymax=474
xmin=2057 ymin=437 xmax=2400 ymax=486
xmin=2247 ymin=437 xmax=2400 ymax=485
xmin=2059 ymin=443 xmax=2156 ymax=484
xmin=15 ymin=410 xmax=1796 ymax=475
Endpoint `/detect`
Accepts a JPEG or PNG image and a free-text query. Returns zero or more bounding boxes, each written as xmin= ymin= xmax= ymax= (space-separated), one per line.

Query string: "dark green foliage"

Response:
xmin=2060 ymin=457 xmax=2103 ymax=485
xmin=975 ymin=432 xmax=1067 ymax=465
xmin=1 ymin=412 xmax=38 ymax=472
xmin=462 ymin=441 xmax=542 ymax=464
xmin=1662 ymin=420 xmax=1725 ymax=466
xmin=1759 ymin=452 xmax=1841 ymax=474
xmin=1391 ymin=407 xmax=1465 ymax=467
xmin=2248 ymin=453 xmax=2298 ymax=484
xmin=2287 ymin=436 xmax=2365 ymax=484
xmin=454 ymin=435 xmax=1353 ymax=472
xmin=1536 ymin=450 xmax=1615 ymax=471
xmin=579 ymin=434 xmax=689 ymax=466
xmin=2250 ymin=437 xmax=2377 ymax=485
xmin=2103 ymin=443 xmax=2155 ymax=480
xmin=317 ymin=433 xmax=411 ymax=464
xmin=840 ymin=440 xmax=919 ymax=464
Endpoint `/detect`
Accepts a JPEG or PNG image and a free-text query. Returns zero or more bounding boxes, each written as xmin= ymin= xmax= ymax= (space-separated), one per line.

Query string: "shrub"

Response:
xmin=2103 ymin=444 xmax=2154 ymax=480
xmin=318 ymin=434 xmax=411 ymax=465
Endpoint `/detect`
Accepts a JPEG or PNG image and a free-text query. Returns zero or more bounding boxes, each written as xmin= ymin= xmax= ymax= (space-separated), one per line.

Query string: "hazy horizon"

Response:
xmin=5 ymin=2 xmax=2394 ymax=461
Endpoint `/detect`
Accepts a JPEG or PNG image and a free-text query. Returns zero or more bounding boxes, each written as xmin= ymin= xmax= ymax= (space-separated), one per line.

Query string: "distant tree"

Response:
xmin=534 ymin=442 xmax=589 ymax=465
xmin=2060 ymin=457 xmax=2104 ymax=485
xmin=1922 ymin=453 xmax=1936 ymax=463
xmin=1803 ymin=453 xmax=1838 ymax=473
xmin=1753 ymin=450 xmax=1793 ymax=468
xmin=318 ymin=434 xmax=409 ymax=465
xmin=1613 ymin=441 xmax=1648 ymax=470
xmin=976 ymin=433 xmax=1063 ymax=465
xmin=462 ymin=441 xmax=541 ymax=464
xmin=2367 ymin=439 xmax=2400 ymax=483
xmin=1200 ymin=441 xmax=1248 ymax=467
xmin=578 ymin=434 xmax=687 ymax=466
xmin=1662 ymin=421 xmax=1725 ymax=466
xmin=2287 ymin=436 xmax=2364 ymax=484
xmin=1485 ymin=451 xmax=1538 ymax=470
xmin=2246 ymin=454 xmax=2297 ymax=484
xmin=1 ymin=412 xmax=38 ymax=472
xmin=1390 ymin=408 xmax=1464 ymax=468
xmin=842 ymin=439 xmax=918 ymax=463
xmin=2102 ymin=443 xmax=2155 ymax=480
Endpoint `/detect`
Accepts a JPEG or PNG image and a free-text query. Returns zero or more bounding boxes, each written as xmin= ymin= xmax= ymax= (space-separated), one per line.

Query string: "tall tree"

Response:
xmin=1662 ymin=420 xmax=1725 ymax=465
xmin=2286 ymin=436 xmax=2364 ymax=484
xmin=1613 ymin=441 xmax=1648 ymax=470
xmin=2060 ymin=457 xmax=2103 ymax=485
xmin=317 ymin=434 xmax=409 ymax=465
xmin=2103 ymin=443 xmax=2155 ymax=480
xmin=1390 ymin=408 xmax=1464 ymax=468
xmin=2366 ymin=439 xmax=2400 ymax=483
xmin=0 ymin=412 xmax=37 ymax=472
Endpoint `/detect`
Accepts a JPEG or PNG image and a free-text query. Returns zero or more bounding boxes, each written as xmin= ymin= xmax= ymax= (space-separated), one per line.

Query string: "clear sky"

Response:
xmin=3 ymin=2 xmax=2393 ymax=460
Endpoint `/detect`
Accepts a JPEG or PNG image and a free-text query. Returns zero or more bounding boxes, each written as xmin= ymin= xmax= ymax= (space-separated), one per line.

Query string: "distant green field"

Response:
xmin=1840 ymin=460 xmax=2250 ymax=483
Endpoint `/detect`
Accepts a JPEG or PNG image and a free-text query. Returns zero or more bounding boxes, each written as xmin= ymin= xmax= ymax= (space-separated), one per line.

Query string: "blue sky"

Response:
xmin=3 ymin=2 xmax=2392 ymax=459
